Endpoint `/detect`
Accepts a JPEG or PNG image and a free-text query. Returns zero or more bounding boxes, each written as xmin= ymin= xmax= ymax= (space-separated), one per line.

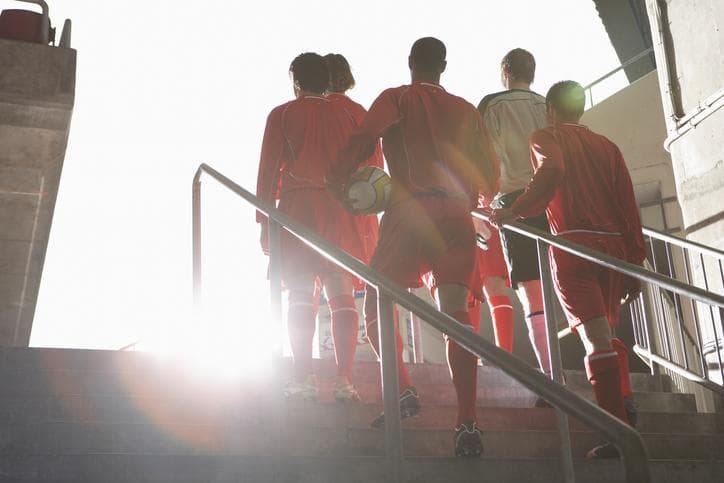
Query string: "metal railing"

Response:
xmin=192 ymin=163 xmax=652 ymax=483
xmin=629 ymin=225 xmax=724 ymax=394
xmin=583 ymin=47 xmax=654 ymax=108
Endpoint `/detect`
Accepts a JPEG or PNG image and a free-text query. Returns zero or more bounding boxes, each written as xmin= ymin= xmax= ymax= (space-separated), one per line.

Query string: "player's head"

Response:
xmin=500 ymin=48 xmax=536 ymax=88
xmin=324 ymin=53 xmax=355 ymax=93
xmin=408 ymin=37 xmax=447 ymax=79
xmin=289 ymin=53 xmax=329 ymax=97
xmin=546 ymin=81 xmax=586 ymax=123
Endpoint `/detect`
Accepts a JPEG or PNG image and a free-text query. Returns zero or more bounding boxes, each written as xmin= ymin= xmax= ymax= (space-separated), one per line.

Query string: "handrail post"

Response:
xmin=192 ymin=170 xmax=202 ymax=324
xmin=268 ymin=220 xmax=283 ymax=360
xmin=378 ymin=289 xmax=404 ymax=482
xmin=537 ymin=240 xmax=575 ymax=483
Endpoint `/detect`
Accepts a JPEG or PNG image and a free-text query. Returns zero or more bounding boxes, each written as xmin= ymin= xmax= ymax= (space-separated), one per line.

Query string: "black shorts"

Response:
xmin=492 ymin=189 xmax=551 ymax=288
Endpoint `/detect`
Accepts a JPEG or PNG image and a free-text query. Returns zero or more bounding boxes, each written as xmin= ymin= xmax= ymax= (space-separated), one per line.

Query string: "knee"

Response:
xmin=483 ymin=276 xmax=507 ymax=299
xmin=437 ymin=283 xmax=469 ymax=315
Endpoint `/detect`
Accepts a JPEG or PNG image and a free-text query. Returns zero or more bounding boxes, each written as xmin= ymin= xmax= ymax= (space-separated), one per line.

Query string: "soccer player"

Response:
xmin=323 ymin=53 xmax=384 ymax=264
xmin=469 ymin=219 xmax=514 ymax=353
xmin=491 ymin=81 xmax=645 ymax=459
xmin=477 ymin=48 xmax=553 ymax=397
xmin=328 ymin=37 xmax=499 ymax=457
xmin=256 ymin=52 xmax=376 ymax=403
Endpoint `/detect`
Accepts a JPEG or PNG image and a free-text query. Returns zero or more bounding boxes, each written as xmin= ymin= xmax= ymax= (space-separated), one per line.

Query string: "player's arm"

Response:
xmin=327 ymin=88 xmax=402 ymax=190
xmin=613 ymin=145 xmax=646 ymax=265
xmin=256 ymin=107 xmax=287 ymax=253
xmin=509 ymin=128 xmax=565 ymax=218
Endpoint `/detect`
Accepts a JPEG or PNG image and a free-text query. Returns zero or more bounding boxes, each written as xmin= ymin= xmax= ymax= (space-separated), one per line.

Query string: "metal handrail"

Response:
xmin=642 ymin=225 xmax=724 ymax=260
xmin=633 ymin=345 xmax=724 ymax=396
xmin=473 ymin=210 xmax=724 ymax=399
xmin=471 ymin=211 xmax=724 ymax=309
xmin=193 ymin=163 xmax=651 ymax=483
xmin=584 ymin=47 xmax=655 ymax=106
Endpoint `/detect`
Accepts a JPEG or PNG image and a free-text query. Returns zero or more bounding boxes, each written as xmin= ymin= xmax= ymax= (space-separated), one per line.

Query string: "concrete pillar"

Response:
xmin=0 ymin=38 xmax=76 ymax=346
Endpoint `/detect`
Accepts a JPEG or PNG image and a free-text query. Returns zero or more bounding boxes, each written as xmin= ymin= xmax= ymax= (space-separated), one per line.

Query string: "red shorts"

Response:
xmin=277 ymin=188 xmax=376 ymax=289
xmin=550 ymin=232 xmax=628 ymax=330
xmin=370 ymin=197 xmax=476 ymax=291
xmin=469 ymin=224 xmax=510 ymax=302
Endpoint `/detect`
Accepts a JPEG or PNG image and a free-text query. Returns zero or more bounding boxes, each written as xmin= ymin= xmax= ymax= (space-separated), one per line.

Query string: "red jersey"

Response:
xmin=326 ymin=93 xmax=384 ymax=170
xmin=256 ymin=95 xmax=357 ymax=222
xmin=330 ymin=82 xmax=499 ymax=206
xmin=511 ymin=123 xmax=645 ymax=263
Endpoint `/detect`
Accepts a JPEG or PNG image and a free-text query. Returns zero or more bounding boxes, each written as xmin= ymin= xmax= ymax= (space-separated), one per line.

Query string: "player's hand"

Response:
xmin=327 ymin=179 xmax=362 ymax=215
xmin=490 ymin=208 xmax=516 ymax=229
xmin=259 ymin=222 xmax=269 ymax=256
xmin=621 ymin=276 xmax=642 ymax=306
xmin=472 ymin=216 xmax=492 ymax=240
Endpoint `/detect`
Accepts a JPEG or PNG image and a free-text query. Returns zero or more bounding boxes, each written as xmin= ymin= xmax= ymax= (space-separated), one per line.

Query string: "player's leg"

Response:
xmin=323 ymin=272 xmax=361 ymax=402
xmin=497 ymin=207 xmax=552 ymax=377
xmin=364 ymin=284 xmax=420 ymax=427
xmin=578 ymin=316 xmax=632 ymax=459
xmin=517 ymin=279 xmax=552 ymax=378
xmin=283 ymin=273 xmax=320 ymax=400
xmin=578 ymin=316 xmax=629 ymax=424
xmin=437 ymin=282 xmax=483 ymax=457
xmin=363 ymin=284 xmax=414 ymax=392
xmin=483 ymin=275 xmax=514 ymax=352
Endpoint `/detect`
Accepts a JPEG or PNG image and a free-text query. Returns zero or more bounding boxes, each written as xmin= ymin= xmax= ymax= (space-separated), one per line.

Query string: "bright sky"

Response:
xmin=16 ymin=0 xmax=626 ymax=351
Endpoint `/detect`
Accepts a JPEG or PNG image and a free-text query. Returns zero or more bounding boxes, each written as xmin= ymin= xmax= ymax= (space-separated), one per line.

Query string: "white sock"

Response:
xmin=526 ymin=312 xmax=552 ymax=377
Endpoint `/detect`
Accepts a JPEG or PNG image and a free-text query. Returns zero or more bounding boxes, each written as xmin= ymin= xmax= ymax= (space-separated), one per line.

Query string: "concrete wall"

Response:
xmin=647 ymin=0 xmax=724 ymax=248
xmin=0 ymin=38 xmax=76 ymax=346
xmin=582 ymin=70 xmax=683 ymax=232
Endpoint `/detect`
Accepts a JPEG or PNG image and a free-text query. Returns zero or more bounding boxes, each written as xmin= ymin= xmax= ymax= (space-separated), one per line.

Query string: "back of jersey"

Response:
xmin=479 ymin=90 xmax=547 ymax=195
xmin=281 ymin=95 xmax=356 ymax=189
xmin=388 ymin=82 xmax=493 ymax=201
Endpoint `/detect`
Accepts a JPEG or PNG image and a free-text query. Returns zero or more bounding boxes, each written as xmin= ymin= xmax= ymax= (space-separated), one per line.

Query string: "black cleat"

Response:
xmin=370 ymin=387 xmax=421 ymax=428
xmin=586 ymin=442 xmax=619 ymax=459
xmin=454 ymin=421 xmax=484 ymax=458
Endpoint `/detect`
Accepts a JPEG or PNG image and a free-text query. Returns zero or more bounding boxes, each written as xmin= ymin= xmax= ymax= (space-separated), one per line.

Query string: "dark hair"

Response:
xmin=289 ymin=53 xmax=329 ymax=94
xmin=546 ymin=80 xmax=586 ymax=119
xmin=324 ymin=53 xmax=355 ymax=93
xmin=501 ymin=48 xmax=536 ymax=83
xmin=409 ymin=37 xmax=446 ymax=73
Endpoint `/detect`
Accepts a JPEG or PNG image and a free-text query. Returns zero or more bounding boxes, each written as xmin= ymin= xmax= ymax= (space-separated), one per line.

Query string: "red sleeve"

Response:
xmin=613 ymin=145 xmax=646 ymax=264
xmin=511 ymin=128 xmax=565 ymax=218
xmin=256 ymin=106 xmax=287 ymax=223
xmin=328 ymin=88 xmax=402 ymax=186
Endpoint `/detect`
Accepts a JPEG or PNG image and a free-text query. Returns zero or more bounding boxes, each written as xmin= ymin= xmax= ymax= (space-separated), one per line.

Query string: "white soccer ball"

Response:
xmin=346 ymin=166 xmax=392 ymax=214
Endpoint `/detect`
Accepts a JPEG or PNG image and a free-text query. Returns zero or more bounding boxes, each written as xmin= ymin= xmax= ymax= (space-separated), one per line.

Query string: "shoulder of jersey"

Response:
xmin=478 ymin=89 xmax=545 ymax=112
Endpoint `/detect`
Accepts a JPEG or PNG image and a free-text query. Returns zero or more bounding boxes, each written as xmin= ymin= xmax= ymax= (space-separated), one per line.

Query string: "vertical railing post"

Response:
xmin=268 ymin=220 xmax=283 ymax=360
xmin=378 ymin=289 xmax=404 ymax=482
xmin=537 ymin=240 xmax=575 ymax=483
xmin=192 ymin=170 xmax=202 ymax=324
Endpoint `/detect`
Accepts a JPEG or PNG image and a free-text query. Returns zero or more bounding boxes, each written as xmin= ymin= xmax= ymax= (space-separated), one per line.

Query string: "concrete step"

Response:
xmin=0 ymin=455 xmax=722 ymax=483
xmin=2 ymin=419 xmax=722 ymax=460
xmin=0 ymin=347 xmax=672 ymax=393
xmin=0 ymin=364 xmax=697 ymax=413
xmin=0 ymin=393 xmax=717 ymax=434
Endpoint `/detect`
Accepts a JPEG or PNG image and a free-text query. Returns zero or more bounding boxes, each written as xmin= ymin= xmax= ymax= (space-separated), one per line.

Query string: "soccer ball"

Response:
xmin=346 ymin=166 xmax=392 ymax=214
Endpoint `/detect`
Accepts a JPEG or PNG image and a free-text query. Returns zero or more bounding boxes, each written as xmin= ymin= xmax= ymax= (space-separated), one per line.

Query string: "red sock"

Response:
xmin=585 ymin=349 xmax=629 ymax=424
xmin=611 ymin=338 xmax=633 ymax=399
xmin=329 ymin=294 xmax=359 ymax=381
xmin=488 ymin=295 xmax=514 ymax=353
xmin=447 ymin=310 xmax=478 ymax=426
xmin=287 ymin=291 xmax=316 ymax=381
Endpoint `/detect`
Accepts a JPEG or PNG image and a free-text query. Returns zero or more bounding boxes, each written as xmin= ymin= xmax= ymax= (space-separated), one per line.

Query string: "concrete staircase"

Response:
xmin=1 ymin=347 xmax=722 ymax=482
